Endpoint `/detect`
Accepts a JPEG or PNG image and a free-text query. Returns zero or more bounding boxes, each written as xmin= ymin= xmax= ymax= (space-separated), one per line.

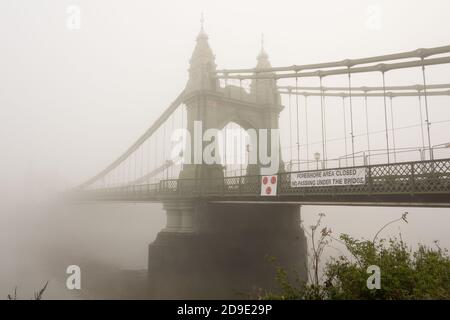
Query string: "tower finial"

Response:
xmin=261 ymin=33 xmax=264 ymax=51
xmin=200 ymin=12 xmax=205 ymax=31
xmin=257 ymin=33 xmax=269 ymax=64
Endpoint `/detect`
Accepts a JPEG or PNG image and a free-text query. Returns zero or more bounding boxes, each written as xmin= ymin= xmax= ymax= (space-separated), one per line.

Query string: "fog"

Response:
xmin=1 ymin=0 xmax=450 ymax=299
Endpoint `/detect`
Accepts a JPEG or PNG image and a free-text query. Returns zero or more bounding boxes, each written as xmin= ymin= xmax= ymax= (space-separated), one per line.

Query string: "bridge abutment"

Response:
xmin=163 ymin=203 xmax=183 ymax=232
xmin=148 ymin=202 xmax=307 ymax=299
xmin=163 ymin=202 xmax=196 ymax=233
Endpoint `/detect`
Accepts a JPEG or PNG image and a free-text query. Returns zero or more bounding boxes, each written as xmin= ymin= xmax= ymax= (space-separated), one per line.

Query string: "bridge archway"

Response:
xmin=218 ymin=121 xmax=251 ymax=177
xmin=179 ymin=90 xmax=284 ymax=180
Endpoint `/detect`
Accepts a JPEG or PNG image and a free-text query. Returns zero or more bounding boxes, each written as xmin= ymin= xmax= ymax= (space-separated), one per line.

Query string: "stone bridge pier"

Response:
xmin=147 ymin=201 xmax=307 ymax=299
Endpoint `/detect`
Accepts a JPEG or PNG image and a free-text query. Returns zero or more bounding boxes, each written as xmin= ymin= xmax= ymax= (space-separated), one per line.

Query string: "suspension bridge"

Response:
xmin=74 ymin=32 xmax=450 ymax=208
xmin=71 ymin=23 xmax=450 ymax=298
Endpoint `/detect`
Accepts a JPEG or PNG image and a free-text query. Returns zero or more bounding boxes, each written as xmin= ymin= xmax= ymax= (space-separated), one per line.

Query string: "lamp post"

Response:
xmin=165 ymin=160 xmax=172 ymax=180
xmin=431 ymin=142 xmax=450 ymax=159
xmin=432 ymin=142 xmax=450 ymax=149
xmin=314 ymin=152 xmax=321 ymax=170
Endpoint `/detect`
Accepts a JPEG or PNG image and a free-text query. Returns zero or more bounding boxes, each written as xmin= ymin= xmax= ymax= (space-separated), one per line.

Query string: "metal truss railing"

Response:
xmin=82 ymin=158 xmax=450 ymax=202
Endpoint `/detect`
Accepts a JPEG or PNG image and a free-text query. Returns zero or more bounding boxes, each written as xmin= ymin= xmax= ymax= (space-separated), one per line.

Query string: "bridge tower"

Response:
xmin=147 ymin=25 xmax=307 ymax=299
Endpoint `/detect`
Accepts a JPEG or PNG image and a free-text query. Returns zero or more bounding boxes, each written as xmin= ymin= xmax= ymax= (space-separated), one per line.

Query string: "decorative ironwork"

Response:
xmin=83 ymin=158 xmax=450 ymax=203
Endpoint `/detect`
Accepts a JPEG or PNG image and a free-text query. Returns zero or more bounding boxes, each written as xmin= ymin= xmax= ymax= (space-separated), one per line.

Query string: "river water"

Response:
xmin=1 ymin=199 xmax=449 ymax=299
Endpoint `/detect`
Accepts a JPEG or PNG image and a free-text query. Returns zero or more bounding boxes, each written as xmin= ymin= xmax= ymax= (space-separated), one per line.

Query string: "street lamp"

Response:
xmin=165 ymin=160 xmax=172 ymax=180
xmin=314 ymin=152 xmax=321 ymax=170
xmin=430 ymin=143 xmax=450 ymax=161
xmin=432 ymin=142 xmax=450 ymax=149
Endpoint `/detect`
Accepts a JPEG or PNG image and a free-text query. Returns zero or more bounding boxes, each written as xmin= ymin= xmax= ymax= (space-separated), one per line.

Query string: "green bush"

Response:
xmin=325 ymin=236 xmax=450 ymax=299
xmin=262 ymin=214 xmax=450 ymax=300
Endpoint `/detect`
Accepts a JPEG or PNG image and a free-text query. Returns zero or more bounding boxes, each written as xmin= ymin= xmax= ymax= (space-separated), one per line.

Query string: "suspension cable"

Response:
xmin=295 ymin=75 xmax=301 ymax=170
xmin=364 ymin=91 xmax=371 ymax=164
xmin=128 ymin=154 xmax=132 ymax=185
xmin=134 ymin=148 xmax=137 ymax=182
xmin=304 ymin=95 xmax=310 ymax=170
xmin=239 ymin=79 xmax=243 ymax=100
xmin=225 ymin=73 xmax=230 ymax=98
xmin=323 ymin=86 xmax=328 ymax=164
xmin=381 ymin=70 xmax=391 ymax=163
xmin=319 ymin=75 xmax=326 ymax=169
xmin=140 ymin=143 xmax=144 ymax=181
xmin=154 ymin=130 xmax=158 ymax=183
xmin=234 ymin=123 xmax=238 ymax=175
xmin=288 ymin=88 xmax=293 ymax=165
xmin=342 ymin=96 xmax=348 ymax=166
xmin=122 ymin=160 xmax=127 ymax=185
xmin=255 ymin=73 xmax=258 ymax=103
xmin=417 ymin=91 xmax=426 ymax=156
xmin=421 ymin=58 xmax=433 ymax=160
xmin=181 ymin=104 xmax=185 ymax=171
xmin=147 ymin=138 xmax=151 ymax=183
xmin=224 ymin=122 xmax=227 ymax=174
xmin=347 ymin=68 xmax=355 ymax=166
xmin=163 ymin=121 xmax=166 ymax=179
xmin=389 ymin=96 xmax=397 ymax=162
xmin=120 ymin=161 xmax=123 ymax=186
xmin=123 ymin=161 xmax=126 ymax=186
xmin=171 ymin=111 xmax=175 ymax=179
xmin=241 ymin=125 xmax=244 ymax=176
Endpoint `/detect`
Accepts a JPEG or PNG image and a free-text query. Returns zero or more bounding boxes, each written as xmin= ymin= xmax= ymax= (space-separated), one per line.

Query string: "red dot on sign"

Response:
xmin=263 ymin=176 xmax=269 ymax=185
xmin=266 ymin=186 xmax=272 ymax=195
xmin=271 ymin=176 xmax=277 ymax=184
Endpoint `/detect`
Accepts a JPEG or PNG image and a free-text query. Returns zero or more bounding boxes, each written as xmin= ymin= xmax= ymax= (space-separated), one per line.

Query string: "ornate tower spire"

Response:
xmin=200 ymin=12 xmax=205 ymax=32
xmin=261 ymin=33 xmax=264 ymax=51
xmin=256 ymin=33 xmax=271 ymax=69
xmin=186 ymin=14 xmax=217 ymax=92
xmin=250 ymin=35 xmax=279 ymax=104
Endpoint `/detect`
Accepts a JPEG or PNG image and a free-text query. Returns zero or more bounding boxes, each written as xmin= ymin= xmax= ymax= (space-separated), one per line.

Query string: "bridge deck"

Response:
xmin=77 ymin=159 xmax=450 ymax=207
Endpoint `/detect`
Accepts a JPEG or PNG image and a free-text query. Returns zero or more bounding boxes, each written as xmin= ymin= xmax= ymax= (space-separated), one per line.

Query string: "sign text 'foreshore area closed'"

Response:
xmin=291 ymin=168 xmax=367 ymax=188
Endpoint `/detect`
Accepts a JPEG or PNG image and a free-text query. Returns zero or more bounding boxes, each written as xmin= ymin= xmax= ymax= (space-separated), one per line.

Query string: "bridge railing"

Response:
xmin=176 ymin=158 xmax=449 ymax=197
xmin=82 ymin=158 xmax=450 ymax=201
xmin=282 ymin=159 xmax=450 ymax=197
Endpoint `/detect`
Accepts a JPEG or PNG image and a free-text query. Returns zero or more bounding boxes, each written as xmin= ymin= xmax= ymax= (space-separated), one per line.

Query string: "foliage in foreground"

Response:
xmin=263 ymin=214 xmax=450 ymax=300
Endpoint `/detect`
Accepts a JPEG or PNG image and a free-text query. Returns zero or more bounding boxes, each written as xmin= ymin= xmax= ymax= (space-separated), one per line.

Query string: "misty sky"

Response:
xmin=1 ymin=0 xmax=450 ymax=189
xmin=1 ymin=0 xmax=450 ymax=297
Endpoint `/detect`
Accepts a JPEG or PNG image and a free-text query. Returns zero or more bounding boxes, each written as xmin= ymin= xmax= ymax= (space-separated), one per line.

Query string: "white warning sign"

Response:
xmin=291 ymin=168 xmax=366 ymax=188
xmin=261 ymin=175 xmax=278 ymax=196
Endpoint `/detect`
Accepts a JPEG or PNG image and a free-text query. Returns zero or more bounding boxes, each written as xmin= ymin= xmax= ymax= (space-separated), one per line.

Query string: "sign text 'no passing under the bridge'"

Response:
xmin=291 ymin=168 xmax=367 ymax=188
